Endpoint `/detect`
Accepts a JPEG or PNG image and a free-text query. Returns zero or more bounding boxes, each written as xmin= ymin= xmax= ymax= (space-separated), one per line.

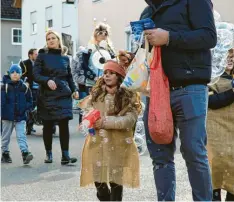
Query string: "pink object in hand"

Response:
xmin=82 ymin=109 xmax=101 ymax=128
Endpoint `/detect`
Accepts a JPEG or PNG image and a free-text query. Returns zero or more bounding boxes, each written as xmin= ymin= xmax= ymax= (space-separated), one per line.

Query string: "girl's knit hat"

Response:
xmin=103 ymin=60 xmax=126 ymax=77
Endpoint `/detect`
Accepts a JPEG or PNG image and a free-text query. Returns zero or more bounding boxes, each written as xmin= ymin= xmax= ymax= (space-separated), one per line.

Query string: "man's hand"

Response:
xmin=93 ymin=118 xmax=104 ymax=130
xmin=47 ymin=80 xmax=57 ymax=90
xmin=118 ymin=50 xmax=134 ymax=68
xmin=145 ymin=28 xmax=169 ymax=46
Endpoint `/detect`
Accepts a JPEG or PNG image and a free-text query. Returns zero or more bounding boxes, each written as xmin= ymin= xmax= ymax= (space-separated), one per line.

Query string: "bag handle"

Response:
xmin=136 ymin=32 xmax=150 ymax=58
xmin=144 ymin=34 xmax=150 ymax=58
xmin=150 ymin=47 xmax=161 ymax=69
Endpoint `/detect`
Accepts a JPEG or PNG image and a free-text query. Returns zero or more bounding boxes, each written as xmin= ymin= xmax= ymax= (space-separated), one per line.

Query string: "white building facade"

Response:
xmin=21 ymin=0 xmax=78 ymax=59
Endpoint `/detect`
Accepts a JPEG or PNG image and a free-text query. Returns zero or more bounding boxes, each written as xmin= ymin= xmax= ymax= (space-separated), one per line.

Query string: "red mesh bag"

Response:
xmin=148 ymin=47 xmax=174 ymax=144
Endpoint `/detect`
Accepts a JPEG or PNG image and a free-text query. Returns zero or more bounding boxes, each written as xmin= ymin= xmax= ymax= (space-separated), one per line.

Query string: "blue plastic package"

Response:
xmin=130 ymin=18 xmax=156 ymax=42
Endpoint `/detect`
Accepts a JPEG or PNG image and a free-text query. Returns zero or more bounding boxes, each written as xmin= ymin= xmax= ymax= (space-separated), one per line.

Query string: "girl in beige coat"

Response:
xmin=207 ymin=49 xmax=234 ymax=201
xmin=80 ymin=61 xmax=141 ymax=201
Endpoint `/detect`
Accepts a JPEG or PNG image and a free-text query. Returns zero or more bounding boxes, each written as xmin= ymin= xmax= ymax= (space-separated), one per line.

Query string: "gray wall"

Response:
xmin=1 ymin=20 xmax=22 ymax=76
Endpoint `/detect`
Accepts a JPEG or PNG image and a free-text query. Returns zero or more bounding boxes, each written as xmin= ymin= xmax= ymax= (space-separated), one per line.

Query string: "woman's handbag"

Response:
xmin=148 ymin=47 xmax=173 ymax=144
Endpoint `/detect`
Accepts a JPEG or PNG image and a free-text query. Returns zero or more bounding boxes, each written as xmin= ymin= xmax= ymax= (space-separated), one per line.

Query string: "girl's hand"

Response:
xmin=93 ymin=118 xmax=104 ymax=130
xmin=118 ymin=50 xmax=134 ymax=67
xmin=72 ymin=91 xmax=79 ymax=100
xmin=47 ymin=80 xmax=57 ymax=90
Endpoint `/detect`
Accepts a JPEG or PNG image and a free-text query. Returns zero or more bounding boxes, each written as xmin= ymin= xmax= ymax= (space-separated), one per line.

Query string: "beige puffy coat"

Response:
xmin=80 ymin=93 xmax=140 ymax=188
xmin=207 ymin=77 xmax=234 ymax=194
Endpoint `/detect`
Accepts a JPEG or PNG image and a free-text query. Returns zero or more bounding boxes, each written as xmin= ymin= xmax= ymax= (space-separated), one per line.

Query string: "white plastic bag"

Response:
xmin=121 ymin=33 xmax=153 ymax=94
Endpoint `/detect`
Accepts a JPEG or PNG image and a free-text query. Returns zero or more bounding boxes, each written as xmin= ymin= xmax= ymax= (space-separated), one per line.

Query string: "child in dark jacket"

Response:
xmin=1 ymin=64 xmax=33 ymax=164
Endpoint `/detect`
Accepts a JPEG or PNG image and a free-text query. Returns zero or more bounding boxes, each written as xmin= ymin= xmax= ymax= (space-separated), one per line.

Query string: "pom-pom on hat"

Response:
xmin=103 ymin=60 xmax=126 ymax=78
xmin=9 ymin=64 xmax=22 ymax=75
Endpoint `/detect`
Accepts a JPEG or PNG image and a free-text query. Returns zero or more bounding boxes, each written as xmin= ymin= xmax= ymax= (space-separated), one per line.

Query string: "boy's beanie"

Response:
xmin=9 ymin=64 xmax=22 ymax=75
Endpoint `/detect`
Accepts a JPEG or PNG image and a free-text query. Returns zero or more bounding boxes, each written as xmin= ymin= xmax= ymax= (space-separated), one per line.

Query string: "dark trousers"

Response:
xmin=43 ymin=119 xmax=69 ymax=151
xmin=213 ymin=189 xmax=234 ymax=201
xmin=95 ymin=182 xmax=123 ymax=201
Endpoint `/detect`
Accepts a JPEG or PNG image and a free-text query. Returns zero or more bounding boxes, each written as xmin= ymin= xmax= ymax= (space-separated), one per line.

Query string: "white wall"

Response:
xmin=78 ymin=0 xmax=147 ymax=51
xmin=212 ymin=0 xmax=234 ymax=23
xmin=21 ymin=0 xmax=78 ymax=59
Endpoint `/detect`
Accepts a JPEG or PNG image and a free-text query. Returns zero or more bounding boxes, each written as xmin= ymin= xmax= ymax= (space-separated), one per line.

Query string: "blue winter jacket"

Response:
xmin=1 ymin=75 xmax=33 ymax=122
xmin=141 ymin=0 xmax=217 ymax=87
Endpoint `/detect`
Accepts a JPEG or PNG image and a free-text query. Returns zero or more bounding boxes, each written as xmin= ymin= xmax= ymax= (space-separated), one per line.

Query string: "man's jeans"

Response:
xmin=1 ymin=120 xmax=29 ymax=153
xmin=144 ymin=85 xmax=212 ymax=201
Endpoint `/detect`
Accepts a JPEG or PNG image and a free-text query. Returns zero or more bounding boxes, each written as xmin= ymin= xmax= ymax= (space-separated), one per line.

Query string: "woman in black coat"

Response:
xmin=33 ymin=30 xmax=79 ymax=165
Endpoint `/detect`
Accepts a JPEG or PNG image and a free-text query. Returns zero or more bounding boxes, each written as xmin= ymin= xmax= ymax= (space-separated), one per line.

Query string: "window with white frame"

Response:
xmin=62 ymin=2 xmax=72 ymax=27
xmin=46 ymin=6 xmax=53 ymax=29
xmin=12 ymin=28 xmax=22 ymax=45
xmin=30 ymin=11 xmax=37 ymax=34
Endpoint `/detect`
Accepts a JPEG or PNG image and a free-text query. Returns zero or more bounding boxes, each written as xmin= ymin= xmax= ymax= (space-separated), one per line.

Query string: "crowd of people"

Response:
xmin=1 ymin=0 xmax=234 ymax=201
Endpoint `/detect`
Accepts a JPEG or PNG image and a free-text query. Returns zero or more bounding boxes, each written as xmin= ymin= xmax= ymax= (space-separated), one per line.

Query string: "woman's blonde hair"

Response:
xmin=45 ymin=30 xmax=68 ymax=55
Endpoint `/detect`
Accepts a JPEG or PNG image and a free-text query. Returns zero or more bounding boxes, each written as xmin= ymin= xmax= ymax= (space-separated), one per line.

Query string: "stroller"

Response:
xmin=134 ymin=102 xmax=147 ymax=156
xmin=30 ymin=107 xmax=43 ymax=126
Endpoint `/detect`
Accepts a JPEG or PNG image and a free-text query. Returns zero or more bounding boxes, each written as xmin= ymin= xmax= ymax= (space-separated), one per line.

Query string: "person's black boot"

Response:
xmin=95 ymin=182 xmax=111 ymax=201
xmin=61 ymin=151 xmax=77 ymax=165
xmin=44 ymin=150 xmax=53 ymax=163
xmin=226 ymin=191 xmax=234 ymax=201
xmin=213 ymin=189 xmax=221 ymax=201
xmin=1 ymin=151 xmax=12 ymax=163
xmin=22 ymin=152 xmax=33 ymax=164
xmin=110 ymin=182 xmax=123 ymax=201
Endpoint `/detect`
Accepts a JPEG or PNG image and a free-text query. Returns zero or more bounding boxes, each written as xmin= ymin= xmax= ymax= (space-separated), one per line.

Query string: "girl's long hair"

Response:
xmin=90 ymin=75 xmax=142 ymax=115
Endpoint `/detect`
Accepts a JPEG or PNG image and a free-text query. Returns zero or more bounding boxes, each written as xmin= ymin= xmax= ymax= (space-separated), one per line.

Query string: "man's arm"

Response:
xmin=208 ymin=89 xmax=234 ymax=109
xmin=27 ymin=61 xmax=34 ymax=87
xmin=169 ymin=0 xmax=217 ymax=50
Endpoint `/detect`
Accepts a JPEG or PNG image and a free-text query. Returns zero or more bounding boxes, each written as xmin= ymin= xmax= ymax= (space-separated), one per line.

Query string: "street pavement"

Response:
xmin=1 ymin=114 xmax=194 ymax=201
